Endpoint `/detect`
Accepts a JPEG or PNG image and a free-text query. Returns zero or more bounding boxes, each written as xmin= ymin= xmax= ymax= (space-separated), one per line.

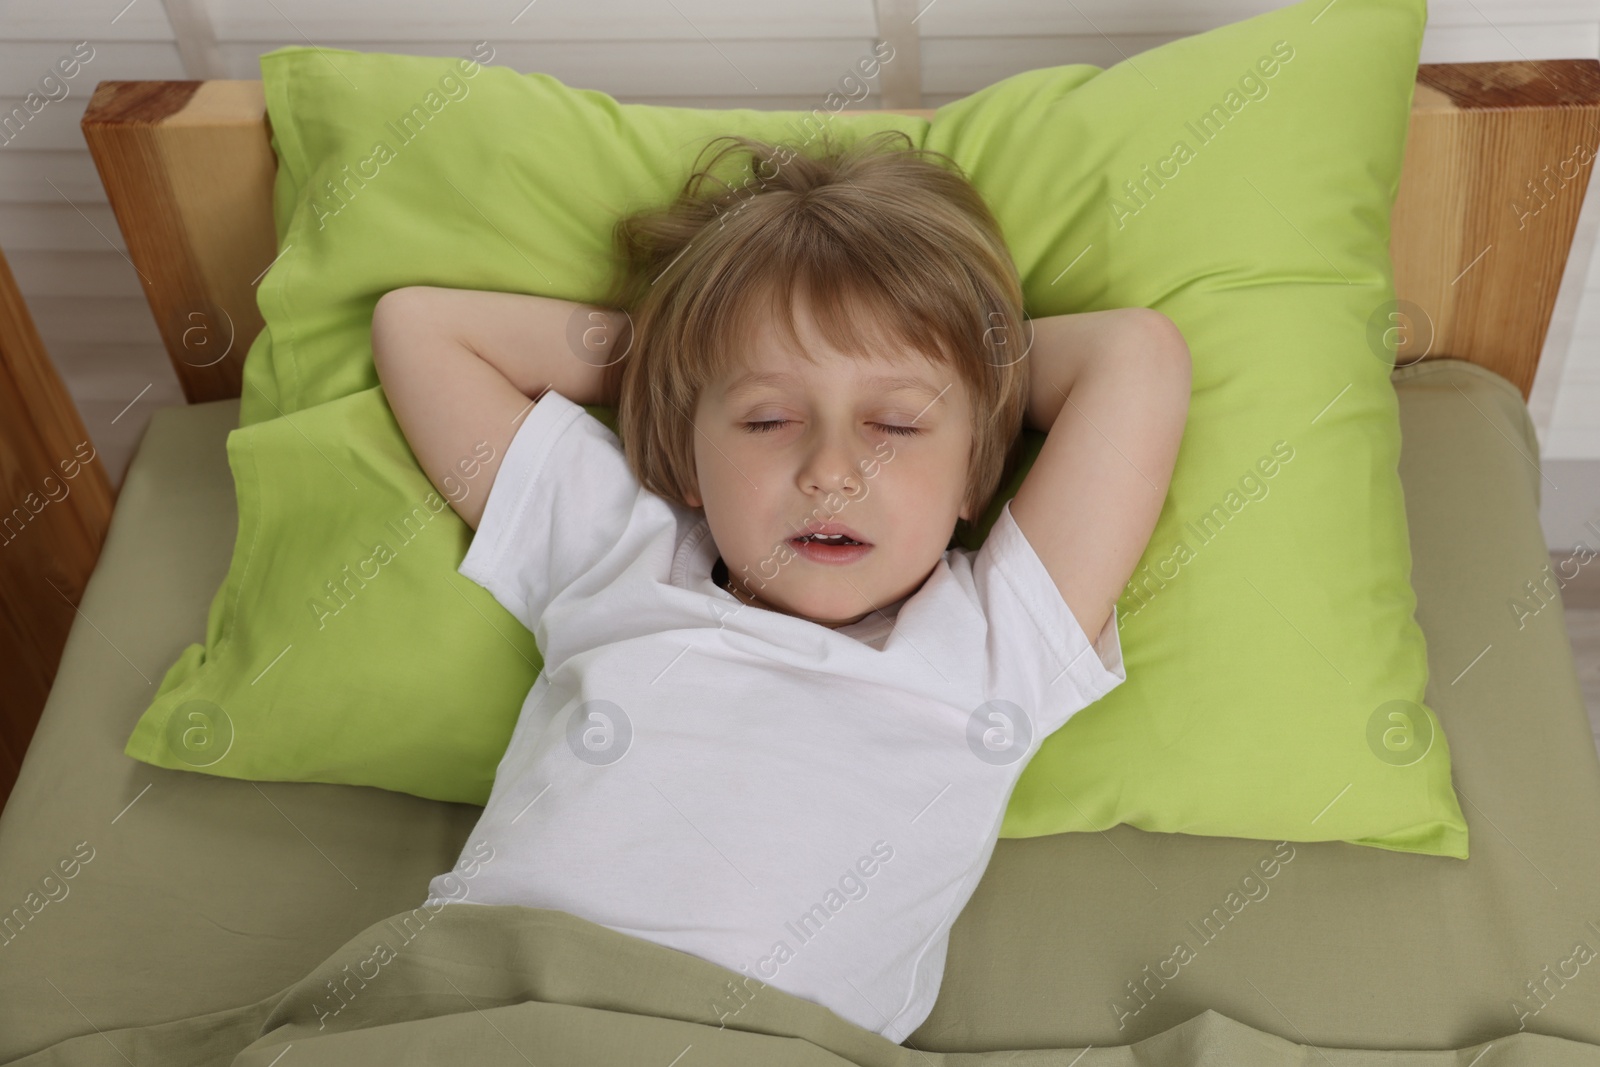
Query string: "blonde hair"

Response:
xmin=602 ymin=128 xmax=1030 ymax=538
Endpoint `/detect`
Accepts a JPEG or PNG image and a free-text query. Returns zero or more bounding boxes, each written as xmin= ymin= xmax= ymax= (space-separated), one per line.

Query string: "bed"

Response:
xmin=2 ymin=59 xmax=1600 ymax=1064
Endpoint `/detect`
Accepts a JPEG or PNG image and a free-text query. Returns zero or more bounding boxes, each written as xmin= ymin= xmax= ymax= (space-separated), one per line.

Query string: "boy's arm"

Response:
xmin=372 ymin=285 xmax=629 ymax=531
xmin=1009 ymin=308 xmax=1192 ymax=646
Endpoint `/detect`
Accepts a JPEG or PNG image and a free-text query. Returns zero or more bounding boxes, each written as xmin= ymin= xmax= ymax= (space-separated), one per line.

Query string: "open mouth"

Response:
xmin=788 ymin=530 xmax=873 ymax=564
xmin=792 ymin=533 xmax=866 ymax=547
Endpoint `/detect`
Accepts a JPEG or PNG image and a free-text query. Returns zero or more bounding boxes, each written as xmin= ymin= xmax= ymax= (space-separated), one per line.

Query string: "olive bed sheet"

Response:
xmin=2 ymin=357 xmax=1599 ymax=1063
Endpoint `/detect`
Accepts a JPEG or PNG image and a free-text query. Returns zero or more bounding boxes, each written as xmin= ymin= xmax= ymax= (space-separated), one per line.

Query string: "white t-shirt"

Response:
xmin=423 ymin=389 xmax=1126 ymax=1043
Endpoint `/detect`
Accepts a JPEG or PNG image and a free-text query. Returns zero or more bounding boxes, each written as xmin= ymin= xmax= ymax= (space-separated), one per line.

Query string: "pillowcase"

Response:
xmin=128 ymin=0 xmax=1468 ymax=858
xmin=130 ymin=57 xmax=926 ymax=806
xmin=926 ymin=0 xmax=1462 ymax=856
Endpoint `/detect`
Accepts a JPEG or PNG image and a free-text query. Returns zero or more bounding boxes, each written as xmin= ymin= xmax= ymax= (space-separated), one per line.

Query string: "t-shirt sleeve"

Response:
xmin=456 ymin=389 xmax=642 ymax=632
xmin=971 ymin=499 xmax=1127 ymax=734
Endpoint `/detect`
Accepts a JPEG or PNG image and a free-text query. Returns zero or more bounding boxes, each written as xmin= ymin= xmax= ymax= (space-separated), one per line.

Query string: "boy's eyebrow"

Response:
xmin=722 ymin=370 xmax=944 ymax=402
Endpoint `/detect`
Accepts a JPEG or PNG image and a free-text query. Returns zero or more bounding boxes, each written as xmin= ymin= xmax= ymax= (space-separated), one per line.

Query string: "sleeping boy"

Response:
xmin=371 ymin=129 xmax=1191 ymax=1042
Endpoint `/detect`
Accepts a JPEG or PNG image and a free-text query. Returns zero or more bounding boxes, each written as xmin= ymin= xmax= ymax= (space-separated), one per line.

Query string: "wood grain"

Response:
xmin=1390 ymin=60 xmax=1600 ymax=399
xmin=0 ymin=244 xmax=114 ymax=812
xmin=80 ymin=79 xmax=279 ymax=406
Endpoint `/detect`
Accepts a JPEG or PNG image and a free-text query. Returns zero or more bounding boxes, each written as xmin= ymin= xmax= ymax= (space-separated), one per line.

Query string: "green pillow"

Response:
xmin=133 ymin=60 xmax=927 ymax=804
xmin=129 ymin=0 xmax=1469 ymax=858
xmin=931 ymin=0 xmax=1461 ymax=855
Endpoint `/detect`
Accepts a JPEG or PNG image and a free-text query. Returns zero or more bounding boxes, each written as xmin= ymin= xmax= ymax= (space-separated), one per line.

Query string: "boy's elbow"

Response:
xmin=374 ymin=287 xmax=417 ymax=327
xmin=373 ymin=288 xmax=427 ymax=366
xmin=1134 ymin=308 xmax=1190 ymax=361
xmin=1126 ymin=309 xmax=1192 ymax=400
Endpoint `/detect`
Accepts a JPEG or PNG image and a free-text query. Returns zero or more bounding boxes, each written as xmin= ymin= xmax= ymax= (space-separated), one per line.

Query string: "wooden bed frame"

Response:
xmin=1 ymin=58 xmax=1598 ymax=811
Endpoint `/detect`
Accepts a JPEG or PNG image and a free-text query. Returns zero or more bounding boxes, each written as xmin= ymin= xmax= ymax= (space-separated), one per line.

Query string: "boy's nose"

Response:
xmin=797 ymin=435 xmax=867 ymax=501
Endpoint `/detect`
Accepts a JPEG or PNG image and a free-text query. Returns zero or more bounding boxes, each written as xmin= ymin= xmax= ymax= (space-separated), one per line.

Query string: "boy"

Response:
xmin=373 ymin=130 xmax=1190 ymax=1041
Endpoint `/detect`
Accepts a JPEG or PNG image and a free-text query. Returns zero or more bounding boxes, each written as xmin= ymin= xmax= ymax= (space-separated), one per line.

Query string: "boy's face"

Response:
xmin=685 ymin=293 xmax=975 ymax=630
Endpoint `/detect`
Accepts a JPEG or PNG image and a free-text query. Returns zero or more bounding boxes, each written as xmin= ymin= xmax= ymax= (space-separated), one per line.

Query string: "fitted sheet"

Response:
xmin=1 ymin=357 xmax=1598 ymax=1062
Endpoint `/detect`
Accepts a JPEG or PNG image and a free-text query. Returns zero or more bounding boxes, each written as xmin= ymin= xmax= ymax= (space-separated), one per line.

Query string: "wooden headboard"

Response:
xmin=77 ymin=60 xmax=1600 ymax=406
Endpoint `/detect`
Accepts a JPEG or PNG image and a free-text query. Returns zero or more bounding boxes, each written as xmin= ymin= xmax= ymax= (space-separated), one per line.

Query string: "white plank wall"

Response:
xmin=1 ymin=0 xmax=1598 ymax=541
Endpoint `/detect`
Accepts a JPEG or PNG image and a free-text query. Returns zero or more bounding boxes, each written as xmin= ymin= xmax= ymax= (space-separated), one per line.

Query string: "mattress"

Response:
xmin=2 ymin=357 xmax=1598 ymax=1061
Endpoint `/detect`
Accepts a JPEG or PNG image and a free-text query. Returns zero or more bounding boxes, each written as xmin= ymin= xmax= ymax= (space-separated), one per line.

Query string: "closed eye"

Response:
xmin=743 ymin=420 xmax=922 ymax=436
